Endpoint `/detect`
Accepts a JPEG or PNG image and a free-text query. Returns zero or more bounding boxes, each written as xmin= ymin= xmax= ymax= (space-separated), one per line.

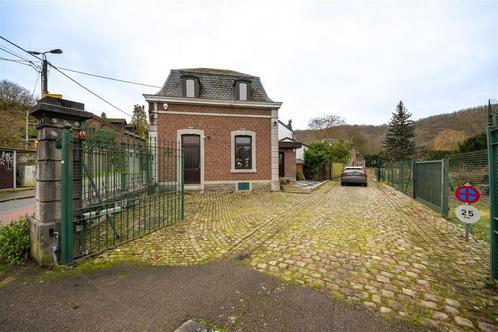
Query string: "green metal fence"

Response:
xmin=378 ymin=101 xmax=497 ymax=282
xmin=381 ymin=159 xmax=448 ymax=217
xmin=59 ymin=126 xmax=184 ymax=264
xmin=414 ymin=160 xmax=448 ymax=217
xmin=384 ymin=160 xmax=414 ymax=197
xmin=447 ymin=150 xmax=489 ymax=241
xmin=486 ymin=101 xmax=498 ymax=282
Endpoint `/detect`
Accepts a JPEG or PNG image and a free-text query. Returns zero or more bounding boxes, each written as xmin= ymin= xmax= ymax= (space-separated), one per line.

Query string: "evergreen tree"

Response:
xmin=131 ymin=104 xmax=148 ymax=139
xmin=383 ymin=101 xmax=416 ymax=161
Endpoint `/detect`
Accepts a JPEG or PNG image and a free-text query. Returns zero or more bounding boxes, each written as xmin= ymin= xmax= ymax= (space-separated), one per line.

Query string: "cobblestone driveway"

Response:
xmin=98 ymin=182 xmax=498 ymax=331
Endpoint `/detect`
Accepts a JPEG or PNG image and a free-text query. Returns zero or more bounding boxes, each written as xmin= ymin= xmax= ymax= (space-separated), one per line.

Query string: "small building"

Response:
xmin=144 ymin=68 xmax=282 ymax=192
xmin=278 ymin=121 xmax=302 ymax=181
xmin=350 ymin=148 xmax=365 ymax=167
xmin=84 ymin=115 xmax=144 ymax=144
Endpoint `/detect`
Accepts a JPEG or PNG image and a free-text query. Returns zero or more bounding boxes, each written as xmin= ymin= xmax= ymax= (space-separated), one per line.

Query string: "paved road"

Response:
xmin=97 ymin=181 xmax=498 ymax=331
xmin=0 ymin=261 xmax=426 ymax=332
xmin=0 ymin=197 xmax=34 ymax=225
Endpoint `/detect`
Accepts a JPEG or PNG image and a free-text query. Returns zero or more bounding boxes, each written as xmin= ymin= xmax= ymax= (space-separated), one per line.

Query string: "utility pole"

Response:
xmin=25 ymin=48 xmax=63 ymax=148
xmin=41 ymin=55 xmax=48 ymax=95
xmin=27 ymin=48 xmax=63 ymax=97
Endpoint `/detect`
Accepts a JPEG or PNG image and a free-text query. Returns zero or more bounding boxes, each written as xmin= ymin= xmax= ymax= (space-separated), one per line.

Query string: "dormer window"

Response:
xmin=239 ymin=82 xmax=247 ymax=100
xmin=182 ymin=76 xmax=199 ymax=98
xmin=234 ymin=80 xmax=250 ymax=101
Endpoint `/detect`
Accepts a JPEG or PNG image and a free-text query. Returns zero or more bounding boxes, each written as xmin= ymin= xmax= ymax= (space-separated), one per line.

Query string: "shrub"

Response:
xmin=0 ymin=217 xmax=30 ymax=265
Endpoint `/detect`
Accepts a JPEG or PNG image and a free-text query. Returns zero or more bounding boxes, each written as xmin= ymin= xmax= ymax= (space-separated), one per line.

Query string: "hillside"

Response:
xmin=295 ymin=104 xmax=492 ymax=154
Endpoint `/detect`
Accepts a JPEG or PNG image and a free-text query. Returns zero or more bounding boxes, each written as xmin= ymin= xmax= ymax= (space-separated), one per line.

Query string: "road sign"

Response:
xmin=454 ymin=184 xmax=480 ymax=204
xmin=455 ymin=205 xmax=480 ymax=224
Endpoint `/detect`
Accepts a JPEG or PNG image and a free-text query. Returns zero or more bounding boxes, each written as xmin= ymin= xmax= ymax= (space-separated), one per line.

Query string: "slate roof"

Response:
xmin=155 ymin=68 xmax=274 ymax=102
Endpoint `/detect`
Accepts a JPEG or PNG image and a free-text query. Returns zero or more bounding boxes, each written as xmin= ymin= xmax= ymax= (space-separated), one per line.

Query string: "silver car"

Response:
xmin=341 ymin=168 xmax=368 ymax=187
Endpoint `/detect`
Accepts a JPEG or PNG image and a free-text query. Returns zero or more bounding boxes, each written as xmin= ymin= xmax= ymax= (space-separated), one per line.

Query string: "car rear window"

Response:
xmin=344 ymin=169 xmax=363 ymax=173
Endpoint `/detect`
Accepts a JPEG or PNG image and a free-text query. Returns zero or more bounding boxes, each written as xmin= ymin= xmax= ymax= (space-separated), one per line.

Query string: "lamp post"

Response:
xmin=24 ymin=49 xmax=62 ymax=147
xmin=27 ymin=49 xmax=63 ymax=97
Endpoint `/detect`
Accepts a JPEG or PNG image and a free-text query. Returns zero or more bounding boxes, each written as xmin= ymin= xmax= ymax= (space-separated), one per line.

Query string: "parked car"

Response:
xmin=341 ymin=168 xmax=368 ymax=186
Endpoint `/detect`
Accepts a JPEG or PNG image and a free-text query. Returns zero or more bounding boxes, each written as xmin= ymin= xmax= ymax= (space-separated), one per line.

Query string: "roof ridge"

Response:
xmin=175 ymin=67 xmax=257 ymax=78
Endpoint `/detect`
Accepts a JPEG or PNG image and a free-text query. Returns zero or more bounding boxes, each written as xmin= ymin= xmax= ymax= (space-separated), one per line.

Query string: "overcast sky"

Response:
xmin=1 ymin=0 xmax=497 ymax=129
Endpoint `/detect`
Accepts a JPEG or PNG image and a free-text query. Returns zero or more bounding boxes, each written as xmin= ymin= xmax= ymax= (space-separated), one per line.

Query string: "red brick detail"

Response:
xmin=157 ymin=103 xmax=272 ymax=181
xmin=279 ymin=148 xmax=296 ymax=179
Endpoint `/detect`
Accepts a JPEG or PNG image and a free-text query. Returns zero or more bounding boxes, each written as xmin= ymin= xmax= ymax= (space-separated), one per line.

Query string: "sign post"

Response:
xmin=454 ymin=184 xmax=481 ymax=241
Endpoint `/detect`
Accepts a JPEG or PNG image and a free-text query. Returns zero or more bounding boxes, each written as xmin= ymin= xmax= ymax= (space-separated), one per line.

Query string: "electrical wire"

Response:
xmin=0 ymin=56 xmax=36 ymax=67
xmin=0 ymin=46 xmax=40 ymax=71
xmin=58 ymin=67 xmax=161 ymax=88
xmin=0 ymin=35 xmax=132 ymax=117
xmin=31 ymin=70 xmax=40 ymax=98
xmin=48 ymin=63 xmax=132 ymax=116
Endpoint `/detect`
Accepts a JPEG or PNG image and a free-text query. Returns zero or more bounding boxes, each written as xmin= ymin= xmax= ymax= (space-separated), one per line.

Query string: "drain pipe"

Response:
xmin=51 ymin=231 xmax=59 ymax=266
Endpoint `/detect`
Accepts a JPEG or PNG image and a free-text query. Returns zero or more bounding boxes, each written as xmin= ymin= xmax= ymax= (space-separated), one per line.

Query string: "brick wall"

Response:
xmin=280 ymin=148 xmax=296 ymax=180
xmin=157 ymin=103 xmax=273 ymax=182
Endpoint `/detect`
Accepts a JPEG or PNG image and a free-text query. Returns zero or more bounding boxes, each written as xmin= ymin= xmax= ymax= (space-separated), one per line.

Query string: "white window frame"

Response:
xmin=231 ymin=130 xmax=256 ymax=173
xmin=239 ymin=82 xmax=247 ymax=101
xmin=185 ymin=79 xmax=195 ymax=98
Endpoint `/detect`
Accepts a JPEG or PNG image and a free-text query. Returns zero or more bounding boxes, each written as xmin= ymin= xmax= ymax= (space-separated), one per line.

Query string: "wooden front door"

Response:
xmin=182 ymin=134 xmax=201 ymax=185
xmin=279 ymin=151 xmax=285 ymax=177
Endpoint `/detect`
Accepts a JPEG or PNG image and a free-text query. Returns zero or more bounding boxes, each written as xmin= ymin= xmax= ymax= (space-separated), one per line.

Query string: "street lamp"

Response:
xmin=24 ymin=49 xmax=63 ymax=148
xmin=27 ymin=48 xmax=63 ymax=96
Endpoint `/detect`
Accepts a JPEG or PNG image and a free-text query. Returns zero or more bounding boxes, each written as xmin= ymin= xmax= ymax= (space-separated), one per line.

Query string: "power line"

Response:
xmin=0 ymin=56 xmax=36 ymax=67
xmin=0 ymin=35 xmax=132 ymax=117
xmin=0 ymin=46 xmax=40 ymax=71
xmin=31 ymin=71 xmax=40 ymax=98
xmin=58 ymin=67 xmax=161 ymax=88
xmin=49 ymin=62 xmax=132 ymax=117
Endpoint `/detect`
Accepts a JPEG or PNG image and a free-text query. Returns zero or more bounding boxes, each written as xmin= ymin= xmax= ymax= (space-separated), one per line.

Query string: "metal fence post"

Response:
xmin=120 ymin=142 xmax=127 ymax=190
xmin=60 ymin=124 xmax=74 ymax=265
xmin=487 ymin=101 xmax=498 ymax=282
xmin=180 ymin=147 xmax=184 ymax=220
xmin=411 ymin=160 xmax=416 ymax=199
xmin=441 ymin=158 xmax=449 ymax=218
xmin=400 ymin=161 xmax=404 ymax=194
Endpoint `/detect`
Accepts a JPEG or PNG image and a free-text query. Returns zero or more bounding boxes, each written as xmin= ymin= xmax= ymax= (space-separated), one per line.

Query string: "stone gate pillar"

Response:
xmin=29 ymin=97 xmax=93 ymax=266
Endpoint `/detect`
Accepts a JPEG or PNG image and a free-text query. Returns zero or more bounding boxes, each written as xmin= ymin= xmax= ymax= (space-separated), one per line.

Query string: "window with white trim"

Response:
xmin=235 ymin=135 xmax=252 ymax=169
xmin=239 ymin=82 xmax=247 ymax=101
xmin=231 ymin=130 xmax=256 ymax=173
xmin=185 ymin=79 xmax=195 ymax=98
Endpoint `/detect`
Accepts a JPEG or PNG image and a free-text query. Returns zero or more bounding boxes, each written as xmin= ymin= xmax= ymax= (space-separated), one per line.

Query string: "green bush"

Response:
xmin=304 ymin=140 xmax=351 ymax=179
xmin=0 ymin=218 xmax=30 ymax=265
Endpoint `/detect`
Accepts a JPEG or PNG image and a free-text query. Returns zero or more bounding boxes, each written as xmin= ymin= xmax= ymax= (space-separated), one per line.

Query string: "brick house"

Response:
xmin=278 ymin=121 xmax=302 ymax=182
xmin=144 ymin=68 xmax=282 ymax=192
xmin=84 ymin=115 xmax=144 ymax=144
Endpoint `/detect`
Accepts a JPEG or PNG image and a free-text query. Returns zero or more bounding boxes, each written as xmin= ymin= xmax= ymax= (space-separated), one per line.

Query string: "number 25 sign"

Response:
xmin=455 ymin=205 xmax=480 ymax=224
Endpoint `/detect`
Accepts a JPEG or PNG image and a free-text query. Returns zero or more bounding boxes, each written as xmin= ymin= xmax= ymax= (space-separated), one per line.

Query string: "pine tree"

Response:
xmin=131 ymin=105 xmax=148 ymax=139
xmin=383 ymin=101 xmax=416 ymax=161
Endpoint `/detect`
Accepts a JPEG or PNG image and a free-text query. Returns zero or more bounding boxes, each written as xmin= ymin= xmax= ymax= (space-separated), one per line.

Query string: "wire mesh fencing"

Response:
xmin=447 ymin=150 xmax=489 ymax=241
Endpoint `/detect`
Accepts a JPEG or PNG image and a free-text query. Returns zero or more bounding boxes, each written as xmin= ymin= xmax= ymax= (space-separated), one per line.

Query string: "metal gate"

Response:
xmin=382 ymin=159 xmax=449 ymax=217
xmin=486 ymin=101 xmax=498 ymax=282
xmin=413 ymin=160 xmax=448 ymax=217
xmin=58 ymin=125 xmax=184 ymax=264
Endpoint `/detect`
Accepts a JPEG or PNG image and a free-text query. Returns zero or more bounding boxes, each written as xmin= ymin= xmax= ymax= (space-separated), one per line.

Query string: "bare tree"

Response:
xmin=0 ymin=80 xmax=36 ymax=147
xmin=308 ymin=114 xmax=345 ymax=130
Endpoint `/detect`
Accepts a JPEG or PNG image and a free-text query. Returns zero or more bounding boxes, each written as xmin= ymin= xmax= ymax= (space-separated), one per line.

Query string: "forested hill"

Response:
xmin=294 ymin=104 xmax=492 ymax=154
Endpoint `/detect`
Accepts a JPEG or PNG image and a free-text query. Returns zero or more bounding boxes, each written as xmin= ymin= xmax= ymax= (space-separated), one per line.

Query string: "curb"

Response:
xmin=0 ymin=194 xmax=35 ymax=203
